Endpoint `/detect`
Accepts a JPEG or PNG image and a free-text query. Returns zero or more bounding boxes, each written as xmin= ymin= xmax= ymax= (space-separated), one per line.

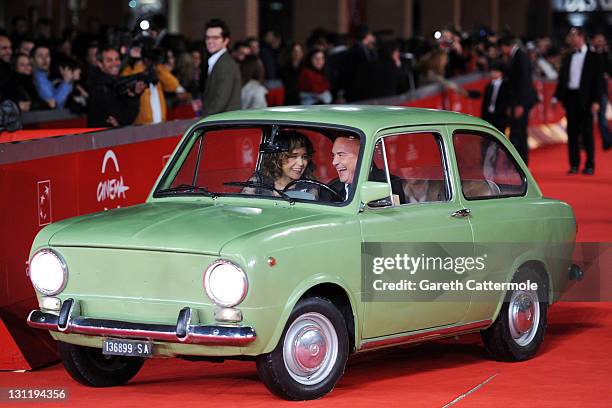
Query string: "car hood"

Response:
xmin=47 ymin=201 xmax=322 ymax=255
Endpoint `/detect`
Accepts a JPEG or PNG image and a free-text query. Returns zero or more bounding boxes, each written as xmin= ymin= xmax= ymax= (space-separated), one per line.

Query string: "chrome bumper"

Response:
xmin=27 ymin=298 xmax=256 ymax=347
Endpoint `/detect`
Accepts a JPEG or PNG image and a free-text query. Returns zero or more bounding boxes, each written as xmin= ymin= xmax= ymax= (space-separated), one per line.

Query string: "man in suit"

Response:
xmin=554 ymin=27 xmax=603 ymax=175
xmin=481 ymin=61 xmax=509 ymax=133
xmin=342 ymin=25 xmax=377 ymax=102
xmin=499 ymin=35 xmax=538 ymax=165
xmin=196 ymin=19 xmax=241 ymax=117
xmin=324 ymin=136 xmax=360 ymax=201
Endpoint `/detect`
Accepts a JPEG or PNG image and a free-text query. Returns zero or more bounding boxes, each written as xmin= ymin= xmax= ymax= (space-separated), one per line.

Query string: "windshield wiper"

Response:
xmin=224 ymin=181 xmax=295 ymax=204
xmin=156 ymin=184 xmax=217 ymax=197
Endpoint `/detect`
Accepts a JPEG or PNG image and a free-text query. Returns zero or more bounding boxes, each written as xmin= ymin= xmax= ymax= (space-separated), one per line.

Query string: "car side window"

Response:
xmin=453 ymin=131 xmax=527 ymax=199
xmin=368 ymin=132 xmax=449 ymax=207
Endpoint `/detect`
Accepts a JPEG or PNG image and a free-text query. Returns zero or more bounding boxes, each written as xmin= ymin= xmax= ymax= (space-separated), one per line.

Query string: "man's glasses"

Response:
xmin=205 ymin=35 xmax=223 ymax=41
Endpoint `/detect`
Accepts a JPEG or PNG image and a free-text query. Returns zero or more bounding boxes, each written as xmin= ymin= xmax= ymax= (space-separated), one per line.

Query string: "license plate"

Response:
xmin=102 ymin=338 xmax=153 ymax=357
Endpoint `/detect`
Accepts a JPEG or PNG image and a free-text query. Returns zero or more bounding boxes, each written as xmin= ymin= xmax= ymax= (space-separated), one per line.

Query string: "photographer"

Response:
xmin=121 ymin=39 xmax=186 ymax=125
xmin=87 ymin=46 xmax=143 ymax=127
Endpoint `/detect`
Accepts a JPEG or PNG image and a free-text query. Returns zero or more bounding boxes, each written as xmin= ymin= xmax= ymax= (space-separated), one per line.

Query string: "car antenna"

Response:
xmin=270 ymin=125 xmax=279 ymax=144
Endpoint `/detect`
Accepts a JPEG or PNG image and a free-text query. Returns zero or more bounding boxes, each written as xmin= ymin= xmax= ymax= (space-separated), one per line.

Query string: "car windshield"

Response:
xmin=155 ymin=125 xmax=362 ymax=204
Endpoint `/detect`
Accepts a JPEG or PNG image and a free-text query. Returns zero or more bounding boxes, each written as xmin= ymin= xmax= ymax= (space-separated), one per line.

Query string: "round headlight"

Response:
xmin=204 ymin=260 xmax=248 ymax=307
xmin=29 ymin=249 xmax=68 ymax=296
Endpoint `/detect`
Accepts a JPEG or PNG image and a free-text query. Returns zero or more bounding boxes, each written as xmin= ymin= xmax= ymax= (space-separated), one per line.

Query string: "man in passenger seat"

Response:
xmin=402 ymin=179 xmax=446 ymax=203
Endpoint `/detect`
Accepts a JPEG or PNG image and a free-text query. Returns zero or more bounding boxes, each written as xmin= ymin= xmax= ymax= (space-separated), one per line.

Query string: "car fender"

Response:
xmin=488 ymin=250 xmax=554 ymax=323
xmin=260 ymin=273 xmax=361 ymax=355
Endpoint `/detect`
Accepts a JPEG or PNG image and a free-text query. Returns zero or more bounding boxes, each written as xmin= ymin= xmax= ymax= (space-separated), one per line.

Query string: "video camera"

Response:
xmin=0 ymin=100 xmax=23 ymax=133
xmin=114 ymin=67 xmax=158 ymax=96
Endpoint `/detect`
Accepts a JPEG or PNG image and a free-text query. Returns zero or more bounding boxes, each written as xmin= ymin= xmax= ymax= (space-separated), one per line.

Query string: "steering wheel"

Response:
xmin=283 ymin=179 xmax=345 ymax=202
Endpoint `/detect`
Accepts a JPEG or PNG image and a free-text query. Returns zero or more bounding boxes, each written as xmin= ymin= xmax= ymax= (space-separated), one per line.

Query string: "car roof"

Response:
xmin=198 ymin=105 xmax=495 ymax=135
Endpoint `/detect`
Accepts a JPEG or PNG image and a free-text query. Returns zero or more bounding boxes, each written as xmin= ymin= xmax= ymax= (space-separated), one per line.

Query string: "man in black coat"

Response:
xmin=341 ymin=25 xmax=377 ymax=102
xmin=554 ymin=27 xmax=603 ymax=175
xmin=87 ymin=47 xmax=143 ymax=127
xmin=481 ymin=61 xmax=509 ymax=133
xmin=0 ymin=35 xmax=13 ymax=95
xmin=499 ymin=36 xmax=538 ymax=165
xmin=352 ymin=41 xmax=408 ymax=101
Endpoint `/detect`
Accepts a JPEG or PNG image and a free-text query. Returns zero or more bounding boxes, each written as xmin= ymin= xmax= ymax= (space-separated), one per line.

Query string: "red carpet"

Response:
xmin=1 ymin=141 xmax=611 ymax=407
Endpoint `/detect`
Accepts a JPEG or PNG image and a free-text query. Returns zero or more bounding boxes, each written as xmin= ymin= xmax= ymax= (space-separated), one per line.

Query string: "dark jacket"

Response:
xmin=86 ymin=67 xmax=140 ymax=127
xmin=342 ymin=44 xmax=377 ymax=102
xmin=2 ymin=73 xmax=46 ymax=110
xmin=554 ymin=49 xmax=603 ymax=110
xmin=481 ymin=79 xmax=509 ymax=132
xmin=201 ymin=51 xmax=241 ymax=117
xmin=353 ymin=59 xmax=408 ymax=101
xmin=319 ymin=178 xmax=351 ymax=202
xmin=280 ymin=63 xmax=302 ymax=105
xmin=504 ymin=48 xmax=538 ymax=109
xmin=0 ymin=61 xmax=12 ymax=96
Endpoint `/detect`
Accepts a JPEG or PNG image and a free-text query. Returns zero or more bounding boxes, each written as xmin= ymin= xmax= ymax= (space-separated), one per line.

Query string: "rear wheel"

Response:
xmin=481 ymin=268 xmax=548 ymax=361
xmin=58 ymin=342 xmax=144 ymax=387
xmin=256 ymin=297 xmax=349 ymax=400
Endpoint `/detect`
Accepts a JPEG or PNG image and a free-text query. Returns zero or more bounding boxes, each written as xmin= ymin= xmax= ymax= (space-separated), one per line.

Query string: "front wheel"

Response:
xmin=58 ymin=342 xmax=145 ymax=387
xmin=256 ymin=297 xmax=349 ymax=400
xmin=481 ymin=268 xmax=549 ymax=361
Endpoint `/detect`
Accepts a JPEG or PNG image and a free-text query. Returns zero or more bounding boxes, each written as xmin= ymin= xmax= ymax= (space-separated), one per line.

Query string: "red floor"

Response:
xmin=1 ymin=141 xmax=611 ymax=407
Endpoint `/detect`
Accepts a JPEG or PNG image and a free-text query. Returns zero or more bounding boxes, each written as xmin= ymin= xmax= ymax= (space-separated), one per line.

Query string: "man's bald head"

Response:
xmin=332 ymin=137 xmax=360 ymax=184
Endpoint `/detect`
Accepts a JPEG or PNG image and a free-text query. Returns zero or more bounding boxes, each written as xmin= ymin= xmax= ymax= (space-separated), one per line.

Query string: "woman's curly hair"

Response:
xmin=261 ymin=132 xmax=315 ymax=181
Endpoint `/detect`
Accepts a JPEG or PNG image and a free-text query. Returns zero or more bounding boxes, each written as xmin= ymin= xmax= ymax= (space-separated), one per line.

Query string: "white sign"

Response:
xmin=97 ymin=150 xmax=130 ymax=208
xmin=37 ymin=180 xmax=52 ymax=226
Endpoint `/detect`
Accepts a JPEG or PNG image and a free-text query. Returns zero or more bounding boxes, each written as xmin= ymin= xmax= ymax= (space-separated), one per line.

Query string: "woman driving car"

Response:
xmin=242 ymin=131 xmax=318 ymax=198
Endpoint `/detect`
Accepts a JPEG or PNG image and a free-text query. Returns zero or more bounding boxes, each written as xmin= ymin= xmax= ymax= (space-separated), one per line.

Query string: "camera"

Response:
xmin=0 ymin=100 xmax=23 ymax=133
xmin=114 ymin=67 xmax=158 ymax=96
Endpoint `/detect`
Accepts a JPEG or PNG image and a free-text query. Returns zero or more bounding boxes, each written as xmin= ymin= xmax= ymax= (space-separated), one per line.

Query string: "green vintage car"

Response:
xmin=27 ymin=106 xmax=580 ymax=400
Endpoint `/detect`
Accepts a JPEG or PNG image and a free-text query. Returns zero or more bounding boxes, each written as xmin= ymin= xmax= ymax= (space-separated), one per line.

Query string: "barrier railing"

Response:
xmin=21 ymin=74 xmax=569 ymax=147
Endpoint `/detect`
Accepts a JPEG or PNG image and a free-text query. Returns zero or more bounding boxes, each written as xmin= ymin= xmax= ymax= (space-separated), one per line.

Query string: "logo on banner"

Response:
xmin=97 ymin=150 xmax=130 ymax=207
xmin=242 ymin=138 xmax=255 ymax=166
xmin=37 ymin=180 xmax=52 ymax=226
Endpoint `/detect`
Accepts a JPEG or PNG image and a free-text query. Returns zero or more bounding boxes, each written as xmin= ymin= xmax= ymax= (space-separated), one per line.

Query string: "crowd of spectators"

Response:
xmin=0 ymin=13 xmax=609 ymax=132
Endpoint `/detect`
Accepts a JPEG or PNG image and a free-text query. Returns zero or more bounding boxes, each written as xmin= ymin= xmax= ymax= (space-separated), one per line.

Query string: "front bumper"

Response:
xmin=27 ymin=298 xmax=256 ymax=347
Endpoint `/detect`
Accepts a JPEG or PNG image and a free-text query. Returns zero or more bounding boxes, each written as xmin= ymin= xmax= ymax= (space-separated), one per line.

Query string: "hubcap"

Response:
xmin=508 ymin=290 xmax=540 ymax=346
xmin=283 ymin=312 xmax=338 ymax=385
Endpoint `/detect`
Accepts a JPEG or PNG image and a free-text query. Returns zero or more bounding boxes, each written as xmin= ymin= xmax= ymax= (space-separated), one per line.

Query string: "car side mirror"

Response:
xmin=360 ymin=181 xmax=391 ymax=205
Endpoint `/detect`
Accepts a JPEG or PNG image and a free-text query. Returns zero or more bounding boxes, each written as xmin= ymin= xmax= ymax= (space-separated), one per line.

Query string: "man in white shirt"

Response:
xmin=554 ymin=27 xmax=603 ymax=175
xmin=481 ymin=62 xmax=509 ymax=132
xmin=195 ymin=18 xmax=241 ymax=117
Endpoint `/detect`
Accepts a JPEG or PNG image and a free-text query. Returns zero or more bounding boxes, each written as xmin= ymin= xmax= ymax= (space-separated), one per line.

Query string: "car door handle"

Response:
xmin=451 ymin=208 xmax=471 ymax=218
